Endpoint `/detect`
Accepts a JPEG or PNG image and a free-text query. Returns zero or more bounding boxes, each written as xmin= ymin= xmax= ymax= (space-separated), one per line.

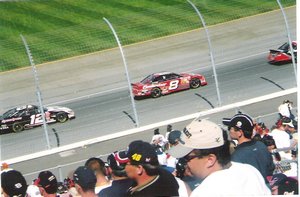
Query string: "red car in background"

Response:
xmin=132 ymin=71 xmax=207 ymax=98
xmin=268 ymin=41 xmax=297 ymax=64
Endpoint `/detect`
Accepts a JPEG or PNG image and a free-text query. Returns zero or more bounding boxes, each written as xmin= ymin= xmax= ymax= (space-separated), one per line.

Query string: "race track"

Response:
xmin=0 ymin=7 xmax=296 ymax=162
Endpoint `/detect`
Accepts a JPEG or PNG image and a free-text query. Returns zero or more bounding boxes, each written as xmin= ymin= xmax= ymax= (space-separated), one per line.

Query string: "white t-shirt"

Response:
xmin=190 ymin=162 xmax=271 ymax=197
xmin=269 ymin=128 xmax=292 ymax=160
xmin=278 ymin=103 xmax=292 ymax=118
xmin=269 ymin=129 xmax=291 ymax=149
xmin=175 ymin=177 xmax=189 ymax=197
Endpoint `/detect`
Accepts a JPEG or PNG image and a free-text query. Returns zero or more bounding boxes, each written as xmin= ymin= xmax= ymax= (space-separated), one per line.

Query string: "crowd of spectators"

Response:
xmin=1 ymin=100 xmax=298 ymax=196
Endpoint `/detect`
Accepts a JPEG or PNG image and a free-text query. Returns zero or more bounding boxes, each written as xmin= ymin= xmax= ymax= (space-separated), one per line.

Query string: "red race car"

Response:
xmin=268 ymin=41 xmax=297 ymax=64
xmin=132 ymin=72 xmax=207 ymax=98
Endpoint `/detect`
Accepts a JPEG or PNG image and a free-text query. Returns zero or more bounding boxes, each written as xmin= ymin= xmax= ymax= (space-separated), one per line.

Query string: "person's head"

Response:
xmin=281 ymin=117 xmax=296 ymax=133
xmin=34 ymin=171 xmax=58 ymax=196
xmin=73 ymin=166 xmax=97 ymax=194
xmin=85 ymin=157 xmax=106 ymax=177
xmin=154 ymin=128 xmax=160 ymax=135
xmin=168 ymin=118 xmax=230 ymax=180
xmin=125 ymin=140 xmax=159 ymax=180
xmin=270 ymin=173 xmax=298 ymax=195
xmin=107 ymin=150 xmax=129 ymax=177
xmin=167 ymin=124 xmax=173 ymax=132
xmin=223 ymin=113 xmax=254 ymax=141
xmin=1 ymin=170 xmax=28 ymax=197
xmin=168 ymin=130 xmax=184 ymax=146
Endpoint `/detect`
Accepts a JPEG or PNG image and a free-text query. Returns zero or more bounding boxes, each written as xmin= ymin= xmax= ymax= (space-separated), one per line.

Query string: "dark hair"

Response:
xmin=85 ymin=157 xmax=106 ymax=176
xmin=141 ymin=163 xmax=159 ymax=176
xmin=252 ymin=133 xmax=262 ymax=141
xmin=232 ymin=126 xmax=252 ymax=139
xmin=278 ymin=177 xmax=298 ymax=195
xmin=176 ymin=158 xmax=187 ymax=179
xmin=193 ymin=129 xmax=231 ymax=167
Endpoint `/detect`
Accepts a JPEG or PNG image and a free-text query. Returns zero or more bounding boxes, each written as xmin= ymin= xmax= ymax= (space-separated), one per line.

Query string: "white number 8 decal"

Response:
xmin=169 ymin=80 xmax=179 ymax=90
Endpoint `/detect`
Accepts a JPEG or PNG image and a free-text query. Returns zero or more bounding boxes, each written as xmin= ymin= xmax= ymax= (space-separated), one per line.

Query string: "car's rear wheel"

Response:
xmin=12 ymin=122 xmax=24 ymax=133
xmin=151 ymin=88 xmax=162 ymax=98
xmin=56 ymin=112 xmax=68 ymax=123
xmin=190 ymin=78 xmax=201 ymax=89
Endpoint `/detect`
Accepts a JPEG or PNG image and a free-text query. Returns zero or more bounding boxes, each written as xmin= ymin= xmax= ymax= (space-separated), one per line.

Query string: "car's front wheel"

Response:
xmin=12 ymin=122 xmax=24 ymax=133
xmin=190 ymin=78 xmax=201 ymax=89
xmin=151 ymin=88 xmax=162 ymax=98
xmin=56 ymin=112 xmax=68 ymax=123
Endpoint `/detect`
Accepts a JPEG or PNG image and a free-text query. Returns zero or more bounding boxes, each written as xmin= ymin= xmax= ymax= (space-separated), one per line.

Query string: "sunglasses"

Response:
xmin=183 ymin=154 xmax=201 ymax=162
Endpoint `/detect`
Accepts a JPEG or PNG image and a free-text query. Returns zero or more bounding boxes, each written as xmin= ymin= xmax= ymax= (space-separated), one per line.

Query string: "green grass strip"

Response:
xmin=0 ymin=0 xmax=296 ymax=72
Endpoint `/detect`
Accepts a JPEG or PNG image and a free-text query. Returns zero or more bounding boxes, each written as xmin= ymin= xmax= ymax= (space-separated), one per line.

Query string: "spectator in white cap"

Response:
xmin=222 ymin=113 xmax=274 ymax=184
xmin=168 ymin=118 xmax=271 ymax=196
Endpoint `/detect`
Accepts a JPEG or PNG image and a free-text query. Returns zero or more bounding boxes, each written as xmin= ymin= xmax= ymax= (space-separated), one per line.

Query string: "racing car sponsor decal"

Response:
xmin=143 ymin=83 xmax=167 ymax=89
xmin=2 ymin=117 xmax=22 ymax=123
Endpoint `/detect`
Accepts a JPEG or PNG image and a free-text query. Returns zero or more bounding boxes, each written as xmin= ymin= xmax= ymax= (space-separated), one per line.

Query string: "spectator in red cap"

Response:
xmin=99 ymin=150 xmax=133 ymax=197
xmin=1 ymin=170 xmax=28 ymax=197
xmin=34 ymin=170 xmax=58 ymax=197
xmin=168 ymin=118 xmax=271 ymax=196
xmin=125 ymin=140 xmax=179 ymax=196
xmin=223 ymin=113 xmax=274 ymax=184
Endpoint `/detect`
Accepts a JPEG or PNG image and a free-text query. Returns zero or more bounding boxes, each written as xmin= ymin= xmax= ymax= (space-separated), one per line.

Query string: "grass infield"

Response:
xmin=0 ymin=0 xmax=296 ymax=72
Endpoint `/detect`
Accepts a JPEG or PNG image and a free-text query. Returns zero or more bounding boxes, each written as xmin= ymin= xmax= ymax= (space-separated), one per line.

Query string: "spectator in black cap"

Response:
xmin=73 ymin=166 xmax=97 ymax=197
xmin=99 ymin=150 xmax=133 ymax=197
xmin=34 ymin=170 xmax=58 ymax=197
xmin=1 ymin=170 xmax=28 ymax=197
xmin=223 ymin=113 xmax=274 ymax=184
xmin=125 ymin=140 xmax=179 ymax=196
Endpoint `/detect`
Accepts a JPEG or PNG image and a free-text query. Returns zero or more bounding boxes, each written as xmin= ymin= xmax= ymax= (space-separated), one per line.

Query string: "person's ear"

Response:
xmin=206 ymin=154 xmax=217 ymax=168
xmin=136 ymin=165 xmax=144 ymax=176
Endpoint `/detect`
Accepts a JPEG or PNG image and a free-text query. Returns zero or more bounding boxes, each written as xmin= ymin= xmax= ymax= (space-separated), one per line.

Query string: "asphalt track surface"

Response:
xmin=0 ymin=7 xmax=297 ymax=178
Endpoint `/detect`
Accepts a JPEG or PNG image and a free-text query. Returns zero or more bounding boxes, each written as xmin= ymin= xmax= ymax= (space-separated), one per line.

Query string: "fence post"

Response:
xmin=187 ymin=0 xmax=222 ymax=107
xmin=103 ymin=18 xmax=139 ymax=127
xmin=276 ymin=0 xmax=297 ymax=83
xmin=20 ymin=35 xmax=51 ymax=150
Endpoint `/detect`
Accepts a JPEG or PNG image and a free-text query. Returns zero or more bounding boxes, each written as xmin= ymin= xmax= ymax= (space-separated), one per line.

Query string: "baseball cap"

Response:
xmin=34 ymin=171 xmax=58 ymax=194
xmin=168 ymin=130 xmax=184 ymax=145
xmin=222 ymin=113 xmax=254 ymax=131
xmin=107 ymin=150 xmax=129 ymax=171
xmin=73 ymin=166 xmax=97 ymax=190
xmin=1 ymin=170 xmax=28 ymax=197
xmin=168 ymin=118 xmax=224 ymax=158
xmin=127 ymin=140 xmax=159 ymax=165
xmin=281 ymin=117 xmax=294 ymax=128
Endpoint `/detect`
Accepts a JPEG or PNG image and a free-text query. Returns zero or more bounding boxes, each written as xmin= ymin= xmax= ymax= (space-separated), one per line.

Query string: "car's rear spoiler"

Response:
xmin=269 ymin=49 xmax=282 ymax=53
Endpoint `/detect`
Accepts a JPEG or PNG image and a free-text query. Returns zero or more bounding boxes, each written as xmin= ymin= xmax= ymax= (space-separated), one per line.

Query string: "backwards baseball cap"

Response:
xmin=34 ymin=171 xmax=58 ymax=194
xmin=73 ymin=166 xmax=96 ymax=190
xmin=107 ymin=150 xmax=129 ymax=171
xmin=168 ymin=118 xmax=224 ymax=158
xmin=281 ymin=117 xmax=294 ymax=128
xmin=1 ymin=170 xmax=28 ymax=197
xmin=222 ymin=113 xmax=254 ymax=131
xmin=127 ymin=140 xmax=159 ymax=165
